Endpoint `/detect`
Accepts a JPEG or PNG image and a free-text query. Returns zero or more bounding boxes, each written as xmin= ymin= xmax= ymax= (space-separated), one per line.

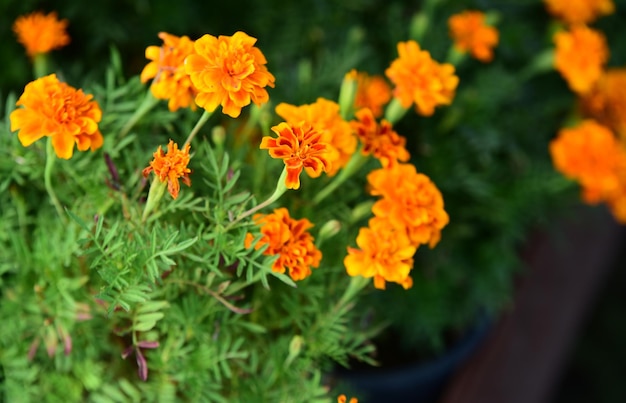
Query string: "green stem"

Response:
xmin=33 ymin=53 xmax=49 ymax=78
xmin=119 ymin=91 xmax=160 ymax=139
xmin=226 ymin=167 xmax=288 ymax=231
xmin=313 ymin=150 xmax=368 ymax=205
xmin=141 ymin=179 xmax=167 ymax=222
xmin=337 ymin=275 xmax=370 ymax=309
xmin=384 ymin=97 xmax=408 ymax=125
xmin=44 ymin=138 xmax=67 ymax=224
xmin=184 ymin=110 xmax=213 ymax=148
xmin=445 ymin=46 xmax=467 ymax=67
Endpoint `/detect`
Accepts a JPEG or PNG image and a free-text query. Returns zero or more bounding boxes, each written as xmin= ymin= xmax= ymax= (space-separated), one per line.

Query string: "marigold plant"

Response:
xmin=347 ymin=69 xmax=392 ymax=118
xmin=549 ymin=120 xmax=626 ymax=204
xmin=245 ymin=208 xmax=322 ymax=281
xmin=385 ymin=40 xmax=459 ymax=116
xmin=367 ymin=163 xmax=449 ymax=248
xmin=448 ymin=10 xmax=499 ymax=63
xmin=142 ymin=139 xmax=192 ymax=200
xmin=10 ymin=73 xmax=103 ymax=159
xmin=185 ymin=31 xmax=276 ymax=118
xmin=553 ymin=25 xmax=609 ymax=95
xmin=543 ymin=0 xmax=615 ymax=25
xmin=580 ymin=68 xmax=626 ymax=139
xmin=260 ymin=121 xmax=331 ymax=189
xmin=345 ymin=217 xmax=417 ymax=290
xmin=351 ymin=107 xmax=410 ymax=168
xmin=13 ymin=11 xmax=70 ymax=57
xmin=276 ymin=98 xmax=357 ymax=176
xmin=140 ymin=32 xmax=198 ymax=111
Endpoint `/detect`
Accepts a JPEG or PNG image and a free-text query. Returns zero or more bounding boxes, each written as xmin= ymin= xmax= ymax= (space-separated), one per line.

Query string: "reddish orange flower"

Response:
xmin=448 ymin=10 xmax=499 ymax=63
xmin=554 ymin=25 xmax=609 ymax=95
xmin=10 ymin=74 xmax=103 ymax=159
xmin=184 ymin=31 xmax=275 ymax=118
xmin=347 ymin=70 xmax=392 ymax=118
xmin=344 ymin=217 xmax=417 ymax=290
xmin=549 ymin=120 xmax=626 ymax=204
xmin=351 ymin=108 xmax=410 ymax=168
xmin=367 ymin=163 xmax=449 ymax=248
xmin=544 ymin=0 xmax=614 ymax=25
xmin=337 ymin=394 xmax=359 ymax=403
xmin=580 ymin=68 xmax=626 ymax=139
xmin=276 ymin=99 xmax=357 ymax=176
xmin=13 ymin=11 xmax=70 ymax=57
xmin=142 ymin=140 xmax=192 ymax=199
xmin=245 ymin=208 xmax=321 ymax=281
xmin=260 ymin=121 xmax=330 ymax=190
xmin=140 ymin=32 xmax=198 ymax=111
xmin=385 ymin=40 xmax=459 ymax=116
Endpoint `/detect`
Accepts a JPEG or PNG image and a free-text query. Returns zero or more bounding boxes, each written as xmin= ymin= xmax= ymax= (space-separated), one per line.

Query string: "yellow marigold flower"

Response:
xmin=260 ymin=121 xmax=330 ymax=190
xmin=184 ymin=31 xmax=275 ymax=118
xmin=549 ymin=120 xmax=626 ymax=204
xmin=580 ymin=68 xmax=626 ymax=139
xmin=448 ymin=10 xmax=499 ymax=63
xmin=544 ymin=0 xmax=614 ymax=25
xmin=347 ymin=70 xmax=392 ymax=118
xmin=142 ymin=140 xmax=192 ymax=200
xmin=10 ymin=74 xmax=103 ymax=159
xmin=385 ymin=40 xmax=459 ymax=116
xmin=553 ymin=25 xmax=609 ymax=95
xmin=245 ymin=208 xmax=321 ymax=281
xmin=344 ymin=217 xmax=417 ymax=290
xmin=367 ymin=163 xmax=449 ymax=248
xmin=13 ymin=11 xmax=70 ymax=57
xmin=351 ymin=108 xmax=410 ymax=168
xmin=276 ymin=98 xmax=357 ymax=176
xmin=140 ymin=32 xmax=198 ymax=112
xmin=337 ymin=394 xmax=359 ymax=403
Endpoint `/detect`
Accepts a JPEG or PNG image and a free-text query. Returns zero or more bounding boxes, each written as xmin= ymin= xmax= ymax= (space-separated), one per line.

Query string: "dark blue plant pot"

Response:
xmin=338 ymin=314 xmax=492 ymax=403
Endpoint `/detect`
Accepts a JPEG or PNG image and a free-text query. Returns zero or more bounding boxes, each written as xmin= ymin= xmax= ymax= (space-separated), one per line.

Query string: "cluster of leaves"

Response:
xmin=0 ymin=43 xmax=378 ymax=402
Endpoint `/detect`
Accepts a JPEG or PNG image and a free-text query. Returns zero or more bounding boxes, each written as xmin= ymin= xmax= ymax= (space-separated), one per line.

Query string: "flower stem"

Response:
xmin=141 ymin=179 xmax=167 ymax=222
xmin=44 ymin=138 xmax=67 ymax=224
xmin=184 ymin=110 xmax=213 ymax=148
xmin=226 ymin=167 xmax=288 ymax=230
xmin=313 ymin=151 xmax=368 ymax=205
xmin=33 ymin=53 xmax=49 ymax=78
xmin=119 ymin=91 xmax=160 ymax=139
xmin=384 ymin=97 xmax=408 ymax=125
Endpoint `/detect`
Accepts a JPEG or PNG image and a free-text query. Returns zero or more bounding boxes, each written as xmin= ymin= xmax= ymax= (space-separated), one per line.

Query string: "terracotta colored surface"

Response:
xmin=440 ymin=206 xmax=624 ymax=403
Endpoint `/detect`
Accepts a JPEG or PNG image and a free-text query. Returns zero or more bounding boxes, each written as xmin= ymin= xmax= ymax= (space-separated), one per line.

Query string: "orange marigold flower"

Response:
xmin=184 ymin=31 xmax=275 ymax=118
xmin=276 ymin=98 xmax=357 ymax=176
xmin=580 ymin=68 xmax=626 ymax=139
xmin=544 ymin=0 xmax=614 ymax=25
xmin=448 ymin=10 xmax=499 ymax=63
xmin=367 ymin=163 xmax=449 ymax=248
xmin=347 ymin=70 xmax=392 ymax=118
xmin=245 ymin=208 xmax=321 ymax=281
xmin=351 ymin=108 xmax=410 ymax=168
xmin=13 ymin=11 xmax=70 ymax=57
xmin=385 ymin=40 xmax=459 ymax=116
xmin=142 ymin=140 xmax=192 ymax=200
xmin=140 ymin=32 xmax=198 ymax=112
xmin=260 ymin=121 xmax=330 ymax=190
xmin=337 ymin=394 xmax=359 ymax=403
xmin=549 ymin=120 xmax=626 ymax=204
xmin=344 ymin=217 xmax=417 ymax=290
xmin=10 ymin=74 xmax=103 ymax=159
xmin=553 ymin=25 xmax=609 ymax=95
